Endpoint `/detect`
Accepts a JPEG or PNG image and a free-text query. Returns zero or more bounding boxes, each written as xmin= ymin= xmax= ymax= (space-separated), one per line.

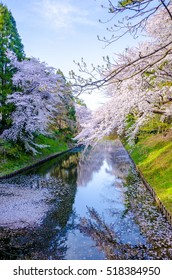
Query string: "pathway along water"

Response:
xmin=0 ymin=140 xmax=172 ymax=260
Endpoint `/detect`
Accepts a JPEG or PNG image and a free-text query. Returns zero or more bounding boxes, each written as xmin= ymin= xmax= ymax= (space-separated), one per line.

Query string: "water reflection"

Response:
xmin=0 ymin=140 xmax=172 ymax=260
xmin=78 ymin=207 xmax=148 ymax=260
xmin=77 ymin=141 xmax=130 ymax=187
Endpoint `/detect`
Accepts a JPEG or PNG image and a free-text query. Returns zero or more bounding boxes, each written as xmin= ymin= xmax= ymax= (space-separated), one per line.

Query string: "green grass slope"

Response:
xmin=0 ymin=134 xmax=69 ymax=177
xmin=130 ymin=130 xmax=172 ymax=215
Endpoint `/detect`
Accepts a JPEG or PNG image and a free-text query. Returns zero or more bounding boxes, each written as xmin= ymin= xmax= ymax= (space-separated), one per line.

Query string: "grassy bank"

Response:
xmin=0 ymin=134 xmax=69 ymax=177
xmin=128 ymin=130 xmax=172 ymax=215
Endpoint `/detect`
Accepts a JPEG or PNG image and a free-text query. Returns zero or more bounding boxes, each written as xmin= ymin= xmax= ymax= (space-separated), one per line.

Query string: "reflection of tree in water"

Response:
xmin=78 ymin=169 xmax=172 ymax=260
xmin=25 ymin=149 xmax=82 ymax=186
xmin=0 ymin=152 xmax=80 ymax=260
xmin=37 ymin=182 xmax=77 ymax=260
xmin=48 ymin=153 xmax=80 ymax=186
xmin=77 ymin=146 xmax=104 ymax=187
xmin=77 ymin=140 xmax=131 ymax=187
xmin=78 ymin=208 xmax=148 ymax=260
xmin=105 ymin=141 xmax=131 ymax=179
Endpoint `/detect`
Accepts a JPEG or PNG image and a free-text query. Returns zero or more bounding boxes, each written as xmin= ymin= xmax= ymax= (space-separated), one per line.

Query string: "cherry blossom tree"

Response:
xmin=1 ymin=53 xmax=67 ymax=154
xmin=75 ymin=74 xmax=171 ymax=146
xmin=75 ymin=5 xmax=172 ymax=146
xmin=74 ymin=104 xmax=92 ymax=131
xmin=75 ymin=51 xmax=172 ymax=146
xmin=71 ymin=1 xmax=172 ymax=92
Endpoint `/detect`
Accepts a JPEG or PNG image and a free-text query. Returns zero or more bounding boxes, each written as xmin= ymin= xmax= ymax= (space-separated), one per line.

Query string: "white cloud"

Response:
xmin=33 ymin=0 xmax=97 ymax=31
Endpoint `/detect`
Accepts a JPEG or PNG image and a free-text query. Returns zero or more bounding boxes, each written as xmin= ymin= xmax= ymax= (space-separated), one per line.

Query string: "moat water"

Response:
xmin=0 ymin=140 xmax=172 ymax=259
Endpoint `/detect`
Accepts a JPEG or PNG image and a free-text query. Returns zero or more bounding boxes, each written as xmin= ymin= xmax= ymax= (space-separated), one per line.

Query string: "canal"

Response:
xmin=0 ymin=140 xmax=172 ymax=259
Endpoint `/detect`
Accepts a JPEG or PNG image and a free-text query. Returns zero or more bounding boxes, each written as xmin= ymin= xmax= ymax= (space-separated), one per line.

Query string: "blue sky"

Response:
xmin=1 ymin=0 xmax=137 ymax=109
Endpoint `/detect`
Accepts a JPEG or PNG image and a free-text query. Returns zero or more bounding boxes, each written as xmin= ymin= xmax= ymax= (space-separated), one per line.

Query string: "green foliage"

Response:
xmin=139 ymin=115 xmax=171 ymax=136
xmin=68 ymin=106 xmax=76 ymax=121
xmin=74 ymin=97 xmax=86 ymax=107
xmin=124 ymin=113 xmax=172 ymax=147
xmin=125 ymin=113 xmax=137 ymax=129
xmin=35 ymin=134 xmax=68 ymax=154
xmin=0 ymin=133 xmax=69 ymax=176
xmin=118 ymin=0 xmax=134 ymax=7
xmin=144 ymin=70 xmax=156 ymax=77
xmin=0 ymin=4 xmax=24 ymax=59
xmin=0 ymin=139 xmax=23 ymax=159
xmin=118 ymin=0 xmax=143 ymax=7
xmin=158 ymin=60 xmax=168 ymax=71
xmin=0 ymin=3 xmax=25 ymax=132
xmin=54 ymin=69 xmax=77 ymax=137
